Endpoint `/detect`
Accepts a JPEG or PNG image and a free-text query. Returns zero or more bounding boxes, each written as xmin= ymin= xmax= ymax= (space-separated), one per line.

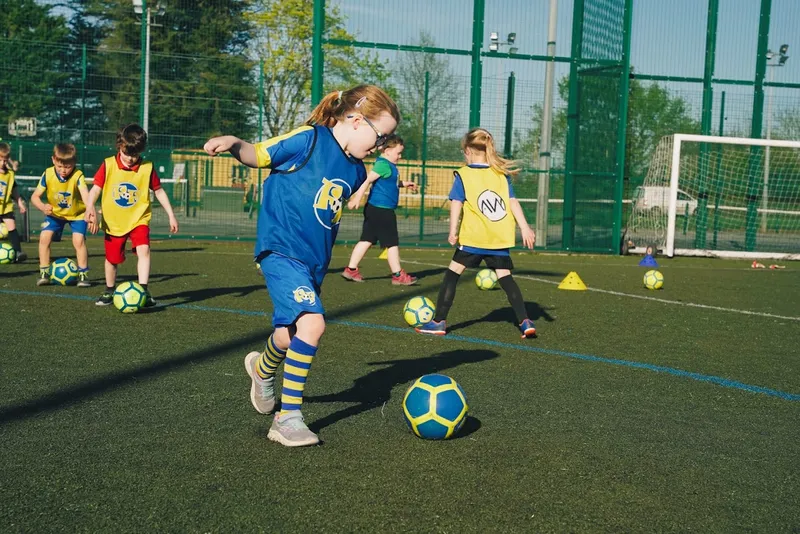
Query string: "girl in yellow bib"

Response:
xmin=0 ymin=142 xmax=28 ymax=262
xmin=31 ymin=144 xmax=96 ymax=286
xmin=416 ymin=128 xmax=538 ymax=338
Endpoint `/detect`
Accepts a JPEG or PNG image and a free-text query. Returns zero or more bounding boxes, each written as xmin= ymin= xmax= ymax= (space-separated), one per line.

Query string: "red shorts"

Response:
xmin=104 ymin=225 xmax=150 ymax=265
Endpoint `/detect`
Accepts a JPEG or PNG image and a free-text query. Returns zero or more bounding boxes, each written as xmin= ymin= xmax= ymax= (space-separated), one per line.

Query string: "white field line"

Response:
xmin=401 ymin=259 xmax=800 ymax=322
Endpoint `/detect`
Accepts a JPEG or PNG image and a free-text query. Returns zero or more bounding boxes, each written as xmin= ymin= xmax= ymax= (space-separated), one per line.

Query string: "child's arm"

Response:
xmin=448 ymin=200 xmax=463 ymax=246
xmin=78 ymin=182 xmax=96 ymax=227
xmin=10 ymin=184 xmax=26 ymax=214
xmin=400 ymin=179 xmax=418 ymax=192
xmin=509 ymin=198 xmax=535 ymax=249
xmin=347 ymin=170 xmax=380 ymax=210
xmin=203 ymin=136 xmax=258 ymax=167
xmin=153 ymin=188 xmax=179 ymax=234
xmin=30 ymin=181 xmax=53 ymax=216
xmin=84 ymin=185 xmax=102 ymax=233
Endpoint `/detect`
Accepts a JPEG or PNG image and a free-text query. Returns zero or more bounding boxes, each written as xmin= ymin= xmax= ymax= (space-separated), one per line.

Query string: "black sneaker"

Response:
xmin=96 ymin=291 xmax=113 ymax=306
xmin=36 ymin=269 xmax=50 ymax=286
xmin=77 ymin=271 xmax=91 ymax=288
xmin=143 ymin=292 xmax=158 ymax=307
xmin=15 ymin=251 xmax=27 ymax=263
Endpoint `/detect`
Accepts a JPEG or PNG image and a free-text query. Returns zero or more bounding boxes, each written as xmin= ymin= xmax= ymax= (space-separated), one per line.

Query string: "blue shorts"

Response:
xmin=42 ymin=216 xmax=87 ymax=236
xmin=259 ymin=252 xmax=325 ymax=328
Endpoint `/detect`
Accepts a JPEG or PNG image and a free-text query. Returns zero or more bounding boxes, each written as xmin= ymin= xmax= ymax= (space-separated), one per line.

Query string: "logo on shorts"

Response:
xmin=313 ymin=177 xmax=350 ymax=229
xmin=112 ymin=183 xmax=139 ymax=208
xmin=477 ymin=189 xmax=507 ymax=222
xmin=293 ymin=286 xmax=316 ymax=305
xmin=56 ymin=191 xmax=72 ymax=209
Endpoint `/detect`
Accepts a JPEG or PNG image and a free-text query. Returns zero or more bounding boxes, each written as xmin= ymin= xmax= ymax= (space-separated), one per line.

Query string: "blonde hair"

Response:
xmin=0 ymin=142 xmax=10 ymax=157
xmin=306 ymin=85 xmax=400 ymax=128
xmin=53 ymin=143 xmax=77 ymax=164
xmin=461 ymin=128 xmax=519 ymax=176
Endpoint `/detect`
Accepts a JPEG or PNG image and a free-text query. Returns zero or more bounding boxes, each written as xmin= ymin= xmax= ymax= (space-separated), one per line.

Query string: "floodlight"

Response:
xmin=489 ymin=42 xmax=498 ymax=52
xmin=490 ymin=32 xmax=499 ymax=42
xmin=132 ymin=0 xmax=143 ymax=14
xmin=507 ymin=32 xmax=516 ymax=44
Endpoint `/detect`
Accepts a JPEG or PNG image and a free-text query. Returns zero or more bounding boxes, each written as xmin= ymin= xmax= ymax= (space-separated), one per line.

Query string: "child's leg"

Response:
xmin=4 ymin=217 xmax=23 ymax=253
xmin=135 ymin=244 xmax=151 ymax=285
xmin=280 ymin=312 xmax=325 ymax=415
xmin=72 ymin=232 xmax=88 ymax=270
xmin=433 ymin=261 xmax=467 ymax=322
xmin=255 ymin=326 xmax=290 ymax=380
xmin=104 ymin=259 xmax=117 ymax=288
xmin=386 ymin=246 xmax=402 ymax=273
xmin=347 ymin=241 xmax=372 ymax=270
xmin=38 ymin=231 xmax=54 ymax=267
xmin=496 ymin=270 xmax=528 ymax=323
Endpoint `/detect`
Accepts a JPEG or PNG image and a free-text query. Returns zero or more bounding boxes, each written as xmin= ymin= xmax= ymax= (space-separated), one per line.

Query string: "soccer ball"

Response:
xmin=403 ymin=296 xmax=435 ymax=327
xmin=403 ymin=374 xmax=468 ymax=440
xmin=0 ymin=222 xmax=7 ymax=239
xmin=475 ymin=268 xmax=498 ymax=290
xmin=0 ymin=242 xmax=17 ymax=264
xmin=50 ymin=258 xmax=79 ymax=285
xmin=643 ymin=269 xmax=664 ymax=290
xmin=113 ymin=281 xmax=147 ymax=313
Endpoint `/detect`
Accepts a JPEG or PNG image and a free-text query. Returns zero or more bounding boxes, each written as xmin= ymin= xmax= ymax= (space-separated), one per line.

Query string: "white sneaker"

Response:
xmin=267 ymin=411 xmax=319 ymax=447
xmin=244 ymin=351 xmax=276 ymax=414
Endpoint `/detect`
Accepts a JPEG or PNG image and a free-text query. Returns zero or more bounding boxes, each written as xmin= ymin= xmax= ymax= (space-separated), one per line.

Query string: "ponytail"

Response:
xmin=461 ymin=128 xmax=519 ymax=176
xmin=306 ymin=85 xmax=400 ymax=128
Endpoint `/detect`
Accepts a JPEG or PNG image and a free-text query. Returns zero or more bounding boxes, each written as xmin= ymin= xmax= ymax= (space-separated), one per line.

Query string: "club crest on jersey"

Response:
xmin=477 ymin=189 xmax=507 ymax=221
xmin=113 ymin=183 xmax=139 ymax=208
xmin=0 ymin=180 xmax=7 ymax=198
xmin=313 ymin=177 xmax=350 ymax=229
xmin=57 ymin=191 xmax=72 ymax=209
xmin=293 ymin=286 xmax=316 ymax=305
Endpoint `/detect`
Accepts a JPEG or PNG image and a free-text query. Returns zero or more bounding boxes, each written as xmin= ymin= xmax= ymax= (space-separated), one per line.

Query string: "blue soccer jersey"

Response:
xmin=254 ymin=125 xmax=367 ymax=286
xmin=366 ymin=156 xmax=400 ymax=209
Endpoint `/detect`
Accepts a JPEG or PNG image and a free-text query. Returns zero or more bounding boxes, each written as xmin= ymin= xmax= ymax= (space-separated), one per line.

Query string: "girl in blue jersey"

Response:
xmin=416 ymin=128 xmax=538 ymax=339
xmin=204 ymin=85 xmax=399 ymax=447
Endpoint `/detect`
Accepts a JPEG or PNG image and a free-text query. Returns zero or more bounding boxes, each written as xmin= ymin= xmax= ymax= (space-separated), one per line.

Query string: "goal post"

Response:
xmin=626 ymin=134 xmax=800 ymax=259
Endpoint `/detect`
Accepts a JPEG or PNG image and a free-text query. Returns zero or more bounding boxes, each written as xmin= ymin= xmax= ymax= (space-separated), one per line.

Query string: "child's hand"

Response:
xmin=17 ymin=198 xmax=26 ymax=214
xmin=347 ymin=198 xmax=360 ymax=210
xmin=168 ymin=216 xmax=179 ymax=234
xmin=448 ymin=232 xmax=458 ymax=246
xmin=403 ymin=181 xmax=418 ymax=192
xmin=42 ymin=204 xmax=54 ymax=216
xmin=520 ymin=226 xmax=536 ymax=249
xmin=203 ymin=136 xmax=234 ymax=156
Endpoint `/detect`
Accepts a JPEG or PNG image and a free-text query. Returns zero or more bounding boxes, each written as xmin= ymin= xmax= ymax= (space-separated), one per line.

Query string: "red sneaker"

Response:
xmin=341 ymin=267 xmax=364 ymax=282
xmin=391 ymin=269 xmax=418 ymax=286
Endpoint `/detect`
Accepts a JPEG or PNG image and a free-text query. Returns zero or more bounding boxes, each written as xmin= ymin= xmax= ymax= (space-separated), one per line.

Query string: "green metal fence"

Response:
xmin=4 ymin=0 xmax=800 ymax=252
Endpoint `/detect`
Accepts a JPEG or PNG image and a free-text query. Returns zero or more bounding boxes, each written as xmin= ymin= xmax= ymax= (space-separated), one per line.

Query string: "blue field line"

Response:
xmin=3 ymin=288 xmax=799 ymax=402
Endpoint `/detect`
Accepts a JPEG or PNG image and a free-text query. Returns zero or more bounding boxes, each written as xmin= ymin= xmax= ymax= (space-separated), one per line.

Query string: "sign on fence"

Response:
xmin=8 ymin=118 xmax=37 ymax=137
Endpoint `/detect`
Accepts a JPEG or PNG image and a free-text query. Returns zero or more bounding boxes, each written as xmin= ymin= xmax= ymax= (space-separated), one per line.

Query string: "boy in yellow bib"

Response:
xmin=0 ymin=142 xmax=28 ymax=262
xmin=416 ymin=128 xmax=538 ymax=338
xmin=31 ymin=144 xmax=95 ymax=286
xmin=85 ymin=124 xmax=179 ymax=306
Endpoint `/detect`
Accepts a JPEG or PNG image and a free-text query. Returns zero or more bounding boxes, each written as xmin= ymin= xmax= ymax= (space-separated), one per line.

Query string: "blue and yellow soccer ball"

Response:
xmin=50 ymin=258 xmax=79 ymax=285
xmin=403 ymin=296 xmax=435 ymax=327
xmin=475 ymin=268 xmax=498 ymax=290
xmin=0 ymin=222 xmax=8 ymax=240
xmin=643 ymin=269 xmax=664 ymax=290
xmin=113 ymin=281 xmax=147 ymax=313
xmin=403 ymin=374 xmax=468 ymax=440
xmin=0 ymin=242 xmax=15 ymax=264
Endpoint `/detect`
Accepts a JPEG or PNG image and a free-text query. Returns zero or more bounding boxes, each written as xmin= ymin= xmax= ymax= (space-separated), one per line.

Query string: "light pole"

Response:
xmin=763 ymin=43 xmax=789 ymax=233
xmin=133 ymin=0 xmax=165 ymax=133
xmin=489 ymin=32 xmax=517 ymax=154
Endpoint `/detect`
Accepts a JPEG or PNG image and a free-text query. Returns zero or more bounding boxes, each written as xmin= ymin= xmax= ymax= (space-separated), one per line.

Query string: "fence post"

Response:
xmin=712 ymin=90 xmax=726 ymax=249
xmin=504 ymin=72 xmax=515 ymax=158
xmin=81 ymin=44 xmax=87 ymax=172
xmin=612 ymin=0 xmax=633 ymax=254
xmin=562 ymin=0 xmax=585 ymax=250
xmin=419 ymin=71 xmax=430 ymax=241
xmin=311 ymin=0 xmax=325 ymax=106
xmin=469 ymin=0 xmax=485 ymax=128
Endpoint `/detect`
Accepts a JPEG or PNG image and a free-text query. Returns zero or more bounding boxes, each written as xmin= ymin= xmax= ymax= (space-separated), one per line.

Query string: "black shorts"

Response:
xmin=0 ymin=212 xmax=15 ymax=221
xmin=452 ymin=248 xmax=514 ymax=270
xmin=359 ymin=204 xmax=399 ymax=248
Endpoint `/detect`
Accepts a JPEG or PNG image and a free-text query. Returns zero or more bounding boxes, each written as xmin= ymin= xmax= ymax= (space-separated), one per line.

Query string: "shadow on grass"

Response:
xmin=0 ymin=284 xmax=438 ymax=424
xmin=305 ymin=349 xmax=497 ymax=434
xmin=447 ymin=301 xmax=555 ymax=333
xmin=158 ymin=284 xmax=264 ymax=307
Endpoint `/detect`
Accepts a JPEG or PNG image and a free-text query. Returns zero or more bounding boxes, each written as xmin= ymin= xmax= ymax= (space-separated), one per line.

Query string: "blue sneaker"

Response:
xmin=519 ymin=318 xmax=537 ymax=338
xmin=415 ymin=319 xmax=446 ymax=336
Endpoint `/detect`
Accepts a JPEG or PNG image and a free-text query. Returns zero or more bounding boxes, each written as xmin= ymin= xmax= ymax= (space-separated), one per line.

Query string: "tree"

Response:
xmin=393 ymin=32 xmax=461 ymax=161
xmin=0 ymin=1 xmax=71 ymax=139
xmin=74 ymin=0 xmax=256 ymax=148
xmin=248 ymin=0 xmax=392 ymax=138
xmin=774 ymin=107 xmax=800 ymax=141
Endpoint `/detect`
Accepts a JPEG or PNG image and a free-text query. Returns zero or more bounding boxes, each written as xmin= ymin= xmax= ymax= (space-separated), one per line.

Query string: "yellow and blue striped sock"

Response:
xmin=256 ymin=334 xmax=287 ymax=380
xmin=280 ymin=337 xmax=317 ymax=413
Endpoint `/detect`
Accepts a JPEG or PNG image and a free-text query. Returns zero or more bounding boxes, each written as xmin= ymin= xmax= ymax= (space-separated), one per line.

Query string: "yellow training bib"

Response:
xmin=100 ymin=157 xmax=153 ymax=235
xmin=456 ymin=165 xmax=515 ymax=249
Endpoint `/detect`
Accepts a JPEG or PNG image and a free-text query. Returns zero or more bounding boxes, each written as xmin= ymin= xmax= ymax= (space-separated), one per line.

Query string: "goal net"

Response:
xmin=626 ymin=134 xmax=800 ymax=259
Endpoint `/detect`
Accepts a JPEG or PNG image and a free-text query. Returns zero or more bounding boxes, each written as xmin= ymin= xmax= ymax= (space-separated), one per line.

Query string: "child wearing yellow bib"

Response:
xmin=416 ymin=128 xmax=538 ymax=338
xmin=0 ymin=142 xmax=28 ymax=262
